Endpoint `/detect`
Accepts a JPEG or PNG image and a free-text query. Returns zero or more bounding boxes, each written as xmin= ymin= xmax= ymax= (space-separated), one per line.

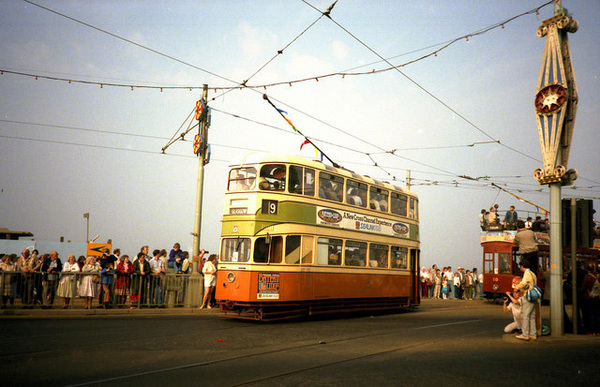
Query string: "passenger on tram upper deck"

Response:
xmin=479 ymin=209 xmax=488 ymax=231
xmin=487 ymin=207 xmax=498 ymax=225
xmin=504 ymin=206 xmax=518 ymax=230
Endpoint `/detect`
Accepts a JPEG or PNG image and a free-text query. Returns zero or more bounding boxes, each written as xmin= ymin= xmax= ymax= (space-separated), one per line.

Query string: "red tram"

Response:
xmin=481 ymin=230 xmax=600 ymax=300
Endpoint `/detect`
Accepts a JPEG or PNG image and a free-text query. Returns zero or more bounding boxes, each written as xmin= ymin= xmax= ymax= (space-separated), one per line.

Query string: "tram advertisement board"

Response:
xmin=257 ymin=273 xmax=280 ymax=299
xmin=316 ymin=206 xmax=410 ymax=238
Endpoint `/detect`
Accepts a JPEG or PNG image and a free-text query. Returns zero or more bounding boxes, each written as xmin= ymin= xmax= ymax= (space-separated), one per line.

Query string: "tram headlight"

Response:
xmin=227 ymin=272 xmax=236 ymax=283
xmin=492 ymin=284 xmax=499 ymax=291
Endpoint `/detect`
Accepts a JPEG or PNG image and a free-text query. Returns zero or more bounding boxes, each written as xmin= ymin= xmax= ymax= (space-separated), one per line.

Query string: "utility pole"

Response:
xmin=533 ymin=1 xmax=578 ymax=336
xmin=192 ymin=84 xmax=210 ymax=273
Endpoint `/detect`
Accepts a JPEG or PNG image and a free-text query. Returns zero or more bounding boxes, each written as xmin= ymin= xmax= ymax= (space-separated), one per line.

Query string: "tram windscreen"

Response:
xmin=220 ymin=238 xmax=251 ymax=262
xmin=228 ymin=167 xmax=256 ymax=191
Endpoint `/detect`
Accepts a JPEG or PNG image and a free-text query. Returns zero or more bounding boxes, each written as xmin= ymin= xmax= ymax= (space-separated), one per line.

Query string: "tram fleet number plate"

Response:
xmin=257 ymin=273 xmax=280 ymax=299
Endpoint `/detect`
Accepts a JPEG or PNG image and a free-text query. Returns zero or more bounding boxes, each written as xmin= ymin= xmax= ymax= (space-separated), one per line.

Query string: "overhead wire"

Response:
xmin=21 ymin=0 xmax=239 ymax=86
xmin=12 ymin=0 xmax=589 ymax=200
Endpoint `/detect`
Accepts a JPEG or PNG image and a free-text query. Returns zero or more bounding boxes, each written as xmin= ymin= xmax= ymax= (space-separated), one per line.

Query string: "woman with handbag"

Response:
xmin=514 ymin=258 xmax=538 ymax=341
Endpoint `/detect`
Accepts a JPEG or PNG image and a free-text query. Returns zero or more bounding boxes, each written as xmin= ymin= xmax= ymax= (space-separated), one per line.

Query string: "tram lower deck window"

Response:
xmin=391 ymin=246 xmax=408 ymax=269
xmin=317 ymin=237 xmax=342 ymax=265
xmin=254 ymin=236 xmax=283 ymax=263
xmin=220 ymin=238 xmax=251 ymax=263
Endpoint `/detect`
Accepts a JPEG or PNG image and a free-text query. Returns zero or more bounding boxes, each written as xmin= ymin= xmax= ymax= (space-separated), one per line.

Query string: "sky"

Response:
xmin=1 ymin=0 xmax=598 ymax=271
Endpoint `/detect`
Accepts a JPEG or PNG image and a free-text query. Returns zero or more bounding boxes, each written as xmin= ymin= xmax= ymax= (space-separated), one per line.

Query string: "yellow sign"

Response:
xmin=86 ymin=243 xmax=111 ymax=257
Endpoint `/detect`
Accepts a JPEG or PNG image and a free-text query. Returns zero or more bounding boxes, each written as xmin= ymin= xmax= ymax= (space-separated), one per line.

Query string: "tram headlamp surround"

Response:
xmin=227 ymin=272 xmax=236 ymax=283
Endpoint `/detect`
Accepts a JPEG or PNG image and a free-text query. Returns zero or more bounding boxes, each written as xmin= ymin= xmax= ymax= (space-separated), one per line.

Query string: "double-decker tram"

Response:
xmin=481 ymin=230 xmax=600 ymax=300
xmin=216 ymin=154 xmax=420 ymax=321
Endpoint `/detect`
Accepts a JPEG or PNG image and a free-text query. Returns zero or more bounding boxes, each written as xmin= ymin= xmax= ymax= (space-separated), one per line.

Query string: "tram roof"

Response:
xmin=228 ymin=153 xmax=417 ymax=196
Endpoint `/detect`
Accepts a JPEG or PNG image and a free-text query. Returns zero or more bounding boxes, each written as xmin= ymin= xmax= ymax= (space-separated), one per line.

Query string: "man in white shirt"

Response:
xmin=149 ymin=249 xmax=165 ymax=307
xmin=445 ymin=267 xmax=454 ymax=299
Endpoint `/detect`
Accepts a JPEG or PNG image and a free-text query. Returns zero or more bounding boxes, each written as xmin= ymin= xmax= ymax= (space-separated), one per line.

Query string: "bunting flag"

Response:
xmin=277 ymin=108 xmax=299 ymax=132
xmin=264 ymin=94 xmax=339 ymax=168
xmin=300 ymin=139 xmax=322 ymax=161
xmin=491 ymin=183 xmax=550 ymax=216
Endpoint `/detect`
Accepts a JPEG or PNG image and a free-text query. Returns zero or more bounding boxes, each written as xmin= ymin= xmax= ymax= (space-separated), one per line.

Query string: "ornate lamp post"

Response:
xmin=533 ymin=2 xmax=578 ymax=336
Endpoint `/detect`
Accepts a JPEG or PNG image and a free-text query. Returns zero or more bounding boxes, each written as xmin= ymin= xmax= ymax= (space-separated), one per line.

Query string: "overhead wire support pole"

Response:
xmin=192 ymin=84 xmax=210 ymax=274
xmin=262 ymin=94 xmax=340 ymax=168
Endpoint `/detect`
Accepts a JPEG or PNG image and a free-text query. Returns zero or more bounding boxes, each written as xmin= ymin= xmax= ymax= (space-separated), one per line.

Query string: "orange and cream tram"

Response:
xmin=215 ymin=154 xmax=420 ymax=321
xmin=481 ymin=230 xmax=599 ymax=300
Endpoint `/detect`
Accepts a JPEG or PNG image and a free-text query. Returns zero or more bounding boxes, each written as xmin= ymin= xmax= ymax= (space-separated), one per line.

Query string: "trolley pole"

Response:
xmin=192 ymin=84 xmax=209 ymax=273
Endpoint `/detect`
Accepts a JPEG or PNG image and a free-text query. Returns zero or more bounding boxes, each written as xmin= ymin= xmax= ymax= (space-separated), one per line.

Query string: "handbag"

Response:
xmin=525 ymin=284 xmax=542 ymax=302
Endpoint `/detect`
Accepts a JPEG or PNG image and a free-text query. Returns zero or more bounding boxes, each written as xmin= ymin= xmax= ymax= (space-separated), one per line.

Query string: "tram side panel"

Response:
xmin=217 ymin=268 xmax=412 ymax=304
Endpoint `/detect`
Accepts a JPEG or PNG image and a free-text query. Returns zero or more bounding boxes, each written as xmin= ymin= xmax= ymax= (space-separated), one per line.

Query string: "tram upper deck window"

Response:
xmin=390 ymin=192 xmax=408 ymax=216
xmin=220 ymin=238 xmax=251 ymax=263
xmin=288 ymin=165 xmax=315 ymax=196
xmin=391 ymin=246 xmax=408 ymax=269
xmin=254 ymin=236 xmax=283 ymax=263
xmin=344 ymin=240 xmax=366 ymax=267
xmin=409 ymin=198 xmax=418 ymax=219
xmin=317 ymin=237 xmax=342 ymax=265
xmin=259 ymin=164 xmax=286 ymax=191
xmin=346 ymin=180 xmax=367 ymax=208
xmin=227 ymin=167 xmax=257 ymax=192
xmin=369 ymin=187 xmax=389 ymax=212
xmin=369 ymin=244 xmax=389 ymax=268
xmin=318 ymin=172 xmax=343 ymax=202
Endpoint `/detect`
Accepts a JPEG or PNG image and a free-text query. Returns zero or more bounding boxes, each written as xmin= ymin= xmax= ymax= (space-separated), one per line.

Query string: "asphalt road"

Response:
xmin=1 ymin=299 xmax=599 ymax=386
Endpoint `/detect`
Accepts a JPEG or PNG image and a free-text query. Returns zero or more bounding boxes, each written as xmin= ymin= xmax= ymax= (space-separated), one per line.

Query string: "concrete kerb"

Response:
xmin=0 ymin=307 xmax=220 ymax=319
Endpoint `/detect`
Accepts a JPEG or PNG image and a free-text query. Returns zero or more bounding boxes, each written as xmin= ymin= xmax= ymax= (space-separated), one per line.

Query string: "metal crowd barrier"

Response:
xmin=0 ymin=271 xmax=203 ymax=309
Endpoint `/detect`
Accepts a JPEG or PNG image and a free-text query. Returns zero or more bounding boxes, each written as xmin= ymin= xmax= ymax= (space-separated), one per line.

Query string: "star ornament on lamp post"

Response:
xmin=533 ymin=11 xmax=579 ymax=185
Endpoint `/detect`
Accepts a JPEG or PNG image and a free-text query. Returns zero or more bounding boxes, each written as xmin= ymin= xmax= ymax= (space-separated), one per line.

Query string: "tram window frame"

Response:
xmin=302 ymin=236 xmax=314 ymax=264
xmin=391 ymin=246 xmax=408 ymax=269
xmin=498 ymin=253 xmax=511 ymax=274
xmin=369 ymin=186 xmax=389 ymax=212
xmin=390 ymin=192 xmax=408 ymax=216
xmin=409 ymin=197 xmax=418 ymax=219
xmin=369 ymin=244 xmax=389 ymax=268
xmin=344 ymin=240 xmax=367 ymax=267
xmin=220 ymin=238 xmax=251 ymax=263
xmin=484 ymin=252 xmax=494 ymax=274
xmin=285 ymin=235 xmax=301 ymax=264
xmin=318 ymin=172 xmax=344 ymax=202
xmin=317 ymin=237 xmax=342 ymax=266
xmin=346 ymin=180 xmax=367 ymax=208
xmin=253 ymin=236 xmax=283 ymax=264
xmin=258 ymin=164 xmax=286 ymax=192
xmin=227 ymin=167 xmax=257 ymax=192
xmin=288 ymin=165 xmax=315 ymax=196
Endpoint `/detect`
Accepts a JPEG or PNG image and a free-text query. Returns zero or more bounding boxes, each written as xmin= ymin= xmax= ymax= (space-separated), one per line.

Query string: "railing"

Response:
xmin=0 ymin=271 xmax=204 ymax=309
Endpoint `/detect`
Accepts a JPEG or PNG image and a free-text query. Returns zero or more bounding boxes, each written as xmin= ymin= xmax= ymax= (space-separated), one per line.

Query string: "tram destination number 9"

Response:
xmin=262 ymin=199 xmax=278 ymax=215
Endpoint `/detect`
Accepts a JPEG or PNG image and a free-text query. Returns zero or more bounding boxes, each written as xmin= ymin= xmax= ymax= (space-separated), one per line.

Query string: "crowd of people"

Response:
xmin=420 ymin=265 xmax=483 ymax=300
xmin=478 ymin=204 xmax=550 ymax=232
xmin=0 ymin=244 xmax=217 ymax=310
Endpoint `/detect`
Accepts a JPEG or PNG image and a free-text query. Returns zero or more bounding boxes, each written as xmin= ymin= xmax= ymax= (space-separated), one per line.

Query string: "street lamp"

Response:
xmin=83 ymin=213 xmax=89 ymax=242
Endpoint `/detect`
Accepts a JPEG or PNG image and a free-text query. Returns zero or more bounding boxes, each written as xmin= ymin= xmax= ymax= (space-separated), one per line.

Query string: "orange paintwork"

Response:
xmin=216 ymin=268 xmax=412 ymax=303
